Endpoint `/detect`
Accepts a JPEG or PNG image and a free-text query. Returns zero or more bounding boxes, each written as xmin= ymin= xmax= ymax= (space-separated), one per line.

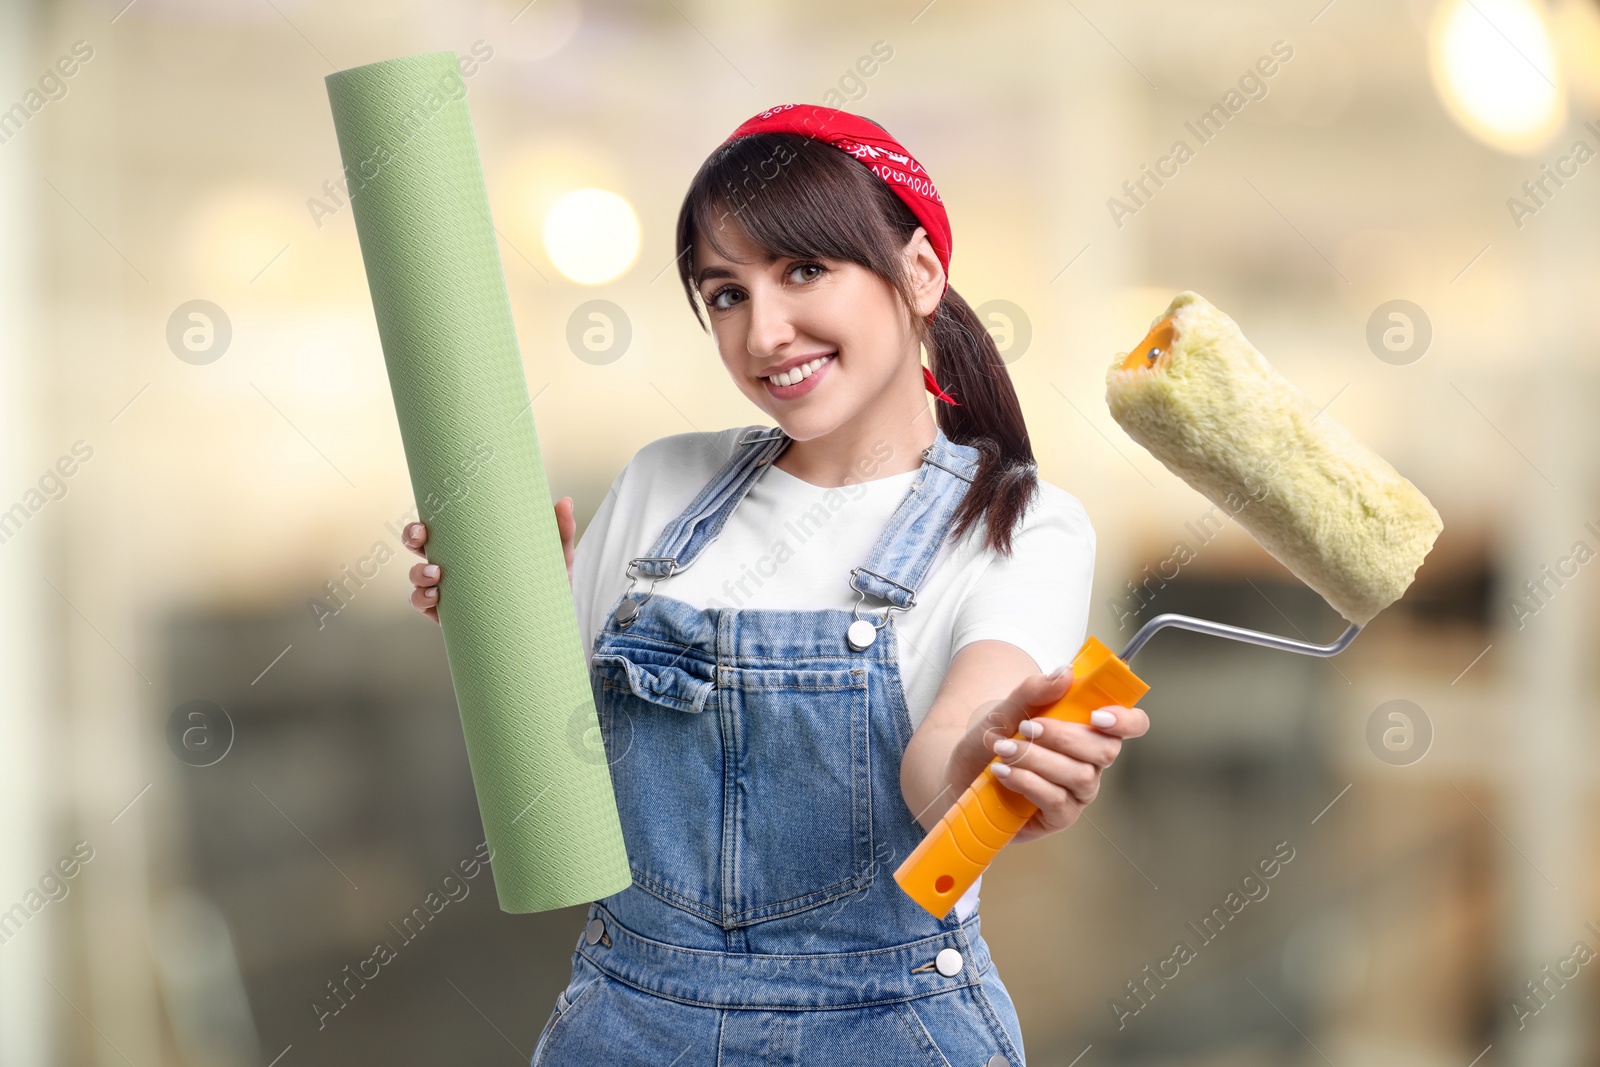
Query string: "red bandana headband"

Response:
xmin=719 ymin=104 xmax=960 ymax=406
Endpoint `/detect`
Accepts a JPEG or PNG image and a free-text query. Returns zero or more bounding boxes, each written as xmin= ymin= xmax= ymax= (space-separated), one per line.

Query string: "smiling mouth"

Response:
xmin=764 ymin=353 xmax=836 ymax=387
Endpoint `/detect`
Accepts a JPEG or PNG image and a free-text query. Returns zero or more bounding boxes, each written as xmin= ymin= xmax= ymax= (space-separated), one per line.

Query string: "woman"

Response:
xmin=405 ymin=103 xmax=1149 ymax=1066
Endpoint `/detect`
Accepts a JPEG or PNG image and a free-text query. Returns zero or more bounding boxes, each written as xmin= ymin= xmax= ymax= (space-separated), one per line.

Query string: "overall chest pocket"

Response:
xmin=592 ymin=647 xmax=877 ymax=927
xmin=719 ymin=664 xmax=876 ymax=925
xmin=591 ymin=641 xmax=724 ymax=920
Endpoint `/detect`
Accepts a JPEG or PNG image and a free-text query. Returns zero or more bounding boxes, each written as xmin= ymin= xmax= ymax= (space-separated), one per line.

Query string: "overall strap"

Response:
xmin=627 ymin=426 xmax=789 ymax=581
xmin=848 ymin=429 xmax=982 ymax=611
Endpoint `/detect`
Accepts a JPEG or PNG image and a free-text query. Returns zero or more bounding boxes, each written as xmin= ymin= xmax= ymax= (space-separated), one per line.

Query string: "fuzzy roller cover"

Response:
xmin=1105 ymin=291 xmax=1443 ymax=626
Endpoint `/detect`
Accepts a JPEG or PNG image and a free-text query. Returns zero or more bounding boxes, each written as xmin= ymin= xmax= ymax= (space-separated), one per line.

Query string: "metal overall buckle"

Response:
xmin=613 ymin=556 xmax=678 ymax=628
xmin=845 ymin=567 xmax=917 ymax=651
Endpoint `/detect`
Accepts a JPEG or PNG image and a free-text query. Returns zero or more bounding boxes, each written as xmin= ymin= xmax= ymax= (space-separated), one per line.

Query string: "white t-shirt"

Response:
xmin=569 ymin=425 xmax=1097 ymax=921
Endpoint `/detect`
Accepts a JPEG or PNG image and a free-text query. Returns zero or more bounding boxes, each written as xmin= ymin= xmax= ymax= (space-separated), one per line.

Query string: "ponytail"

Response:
xmin=923 ymin=288 xmax=1039 ymax=557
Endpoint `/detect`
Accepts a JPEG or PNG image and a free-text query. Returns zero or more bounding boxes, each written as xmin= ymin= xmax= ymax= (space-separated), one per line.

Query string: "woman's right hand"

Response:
xmin=404 ymin=496 xmax=577 ymax=625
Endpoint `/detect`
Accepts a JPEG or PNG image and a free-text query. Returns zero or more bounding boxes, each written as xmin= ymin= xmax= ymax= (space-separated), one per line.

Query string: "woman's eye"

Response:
xmin=705 ymin=264 xmax=821 ymax=311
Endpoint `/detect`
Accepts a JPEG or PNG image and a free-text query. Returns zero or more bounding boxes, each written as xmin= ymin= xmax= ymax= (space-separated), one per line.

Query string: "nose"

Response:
xmin=743 ymin=287 xmax=797 ymax=363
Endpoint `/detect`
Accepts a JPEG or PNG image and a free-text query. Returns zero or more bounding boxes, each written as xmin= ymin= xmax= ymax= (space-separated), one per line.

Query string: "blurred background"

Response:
xmin=1 ymin=0 xmax=1596 ymax=1063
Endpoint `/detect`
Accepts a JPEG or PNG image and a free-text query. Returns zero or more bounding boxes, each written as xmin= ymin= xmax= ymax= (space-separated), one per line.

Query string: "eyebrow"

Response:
xmin=694 ymin=253 xmax=782 ymax=289
xmin=694 ymin=266 xmax=738 ymax=287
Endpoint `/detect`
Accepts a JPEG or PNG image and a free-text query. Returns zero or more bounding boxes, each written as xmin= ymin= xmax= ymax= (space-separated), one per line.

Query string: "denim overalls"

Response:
xmin=531 ymin=425 xmax=1026 ymax=1067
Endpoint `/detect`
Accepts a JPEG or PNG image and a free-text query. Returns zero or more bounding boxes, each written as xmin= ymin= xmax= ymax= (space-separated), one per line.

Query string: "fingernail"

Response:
xmin=1090 ymin=709 xmax=1117 ymax=728
xmin=1049 ymin=666 xmax=1070 ymax=680
xmin=994 ymin=738 xmax=1018 ymax=756
xmin=406 ymin=523 xmax=422 ymax=541
xmin=425 ymin=587 xmax=438 ymax=600
xmin=991 ymin=762 xmax=1012 ymax=779
xmin=1018 ymin=719 xmax=1043 ymax=738
xmin=423 ymin=564 xmax=439 ymax=578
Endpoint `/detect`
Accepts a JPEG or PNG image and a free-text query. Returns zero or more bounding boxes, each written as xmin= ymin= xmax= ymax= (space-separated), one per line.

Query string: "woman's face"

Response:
xmin=691 ymin=221 xmax=944 ymax=443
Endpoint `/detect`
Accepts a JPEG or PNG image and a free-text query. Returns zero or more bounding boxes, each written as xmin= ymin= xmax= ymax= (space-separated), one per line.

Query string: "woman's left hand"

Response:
xmin=942 ymin=669 xmax=1150 ymax=844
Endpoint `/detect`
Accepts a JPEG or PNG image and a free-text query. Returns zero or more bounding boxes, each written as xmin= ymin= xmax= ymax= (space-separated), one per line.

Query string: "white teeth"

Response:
xmin=767 ymin=354 xmax=834 ymax=387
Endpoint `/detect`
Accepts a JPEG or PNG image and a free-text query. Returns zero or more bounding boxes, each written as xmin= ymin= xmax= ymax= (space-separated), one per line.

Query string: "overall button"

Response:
xmin=986 ymin=1056 xmax=1011 ymax=1067
xmin=584 ymin=917 xmax=606 ymax=946
xmin=846 ymin=619 xmax=877 ymax=651
xmin=935 ymin=947 xmax=963 ymax=977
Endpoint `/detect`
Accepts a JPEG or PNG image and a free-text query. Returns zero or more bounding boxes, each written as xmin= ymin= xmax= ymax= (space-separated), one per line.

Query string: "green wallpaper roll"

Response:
xmin=325 ymin=51 xmax=631 ymax=913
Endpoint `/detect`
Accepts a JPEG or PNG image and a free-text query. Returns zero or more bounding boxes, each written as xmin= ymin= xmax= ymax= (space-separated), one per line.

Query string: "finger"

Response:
xmin=1017 ymin=667 xmax=1075 ymax=710
xmin=1016 ymin=801 xmax=1080 ymax=844
xmin=556 ymin=497 xmax=576 ymax=567
xmin=409 ymin=585 xmax=440 ymax=614
xmin=991 ymin=762 xmax=1086 ymax=828
xmin=424 ymin=604 xmax=438 ymax=624
xmin=993 ymin=740 xmax=1103 ymax=802
xmin=409 ymin=561 xmax=442 ymax=588
xmin=402 ymin=521 xmax=428 ymax=557
xmin=1086 ymin=705 xmax=1151 ymax=739
xmin=966 ymin=668 xmax=1076 ymax=741
xmin=1011 ymin=718 xmax=1121 ymax=768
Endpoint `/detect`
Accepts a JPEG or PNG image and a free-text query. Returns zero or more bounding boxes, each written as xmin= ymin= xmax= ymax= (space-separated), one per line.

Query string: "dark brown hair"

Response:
xmin=674 ymin=129 xmax=1039 ymax=556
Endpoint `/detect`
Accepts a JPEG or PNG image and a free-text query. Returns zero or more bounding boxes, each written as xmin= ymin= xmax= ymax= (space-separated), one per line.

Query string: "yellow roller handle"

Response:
xmin=893 ymin=635 xmax=1151 ymax=918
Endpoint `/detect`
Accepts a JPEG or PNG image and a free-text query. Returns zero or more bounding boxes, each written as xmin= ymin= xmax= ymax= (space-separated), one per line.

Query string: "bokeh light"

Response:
xmin=541 ymin=187 xmax=640 ymax=285
xmin=1428 ymin=0 xmax=1566 ymax=155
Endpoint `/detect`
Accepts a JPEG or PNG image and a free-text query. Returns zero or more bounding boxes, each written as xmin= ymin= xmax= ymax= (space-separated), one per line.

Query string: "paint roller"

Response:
xmin=894 ymin=290 xmax=1443 ymax=917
